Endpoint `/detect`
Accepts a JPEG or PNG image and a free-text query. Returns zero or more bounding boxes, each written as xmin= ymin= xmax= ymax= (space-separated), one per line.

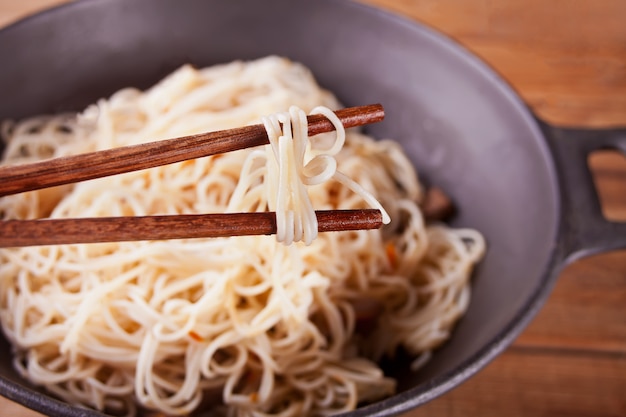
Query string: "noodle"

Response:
xmin=240 ymin=105 xmax=389 ymax=246
xmin=0 ymin=56 xmax=484 ymax=416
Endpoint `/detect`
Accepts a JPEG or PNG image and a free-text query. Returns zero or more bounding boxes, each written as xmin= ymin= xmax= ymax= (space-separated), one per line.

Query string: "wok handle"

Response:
xmin=541 ymin=121 xmax=626 ymax=264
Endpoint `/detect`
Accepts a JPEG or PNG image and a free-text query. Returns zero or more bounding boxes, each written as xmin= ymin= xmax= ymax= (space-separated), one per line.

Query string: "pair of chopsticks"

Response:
xmin=0 ymin=104 xmax=385 ymax=247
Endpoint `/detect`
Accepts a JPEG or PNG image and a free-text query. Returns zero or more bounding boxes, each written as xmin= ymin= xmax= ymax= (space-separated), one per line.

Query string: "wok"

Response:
xmin=0 ymin=0 xmax=624 ymax=416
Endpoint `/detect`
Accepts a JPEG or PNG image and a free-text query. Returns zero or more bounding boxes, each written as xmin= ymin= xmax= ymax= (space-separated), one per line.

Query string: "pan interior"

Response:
xmin=0 ymin=0 xmax=560 ymax=413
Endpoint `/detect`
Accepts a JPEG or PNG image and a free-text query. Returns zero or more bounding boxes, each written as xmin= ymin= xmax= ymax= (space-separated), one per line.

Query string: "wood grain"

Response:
xmin=412 ymin=348 xmax=626 ymax=417
xmin=0 ymin=1 xmax=624 ymax=417
xmin=360 ymin=0 xmax=626 ymax=127
xmin=516 ymin=250 xmax=626 ymax=354
xmin=589 ymin=151 xmax=626 ymax=222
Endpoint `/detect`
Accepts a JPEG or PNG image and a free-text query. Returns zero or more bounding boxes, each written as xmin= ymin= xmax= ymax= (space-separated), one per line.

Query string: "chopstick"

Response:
xmin=0 ymin=209 xmax=383 ymax=247
xmin=0 ymin=104 xmax=384 ymax=197
xmin=0 ymin=104 xmax=387 ymax=246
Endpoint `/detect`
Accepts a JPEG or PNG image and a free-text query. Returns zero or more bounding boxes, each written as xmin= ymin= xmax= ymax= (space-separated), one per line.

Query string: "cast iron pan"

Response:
xmin=0 ymin=0 xmax=624 ymax=416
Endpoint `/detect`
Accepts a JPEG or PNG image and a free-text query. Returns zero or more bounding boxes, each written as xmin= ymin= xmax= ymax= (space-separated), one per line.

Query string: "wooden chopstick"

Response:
xmin=0 ymin=209 xmax=383 ymax=247
xmin=0 ymin=104 xmax=384 ymax=197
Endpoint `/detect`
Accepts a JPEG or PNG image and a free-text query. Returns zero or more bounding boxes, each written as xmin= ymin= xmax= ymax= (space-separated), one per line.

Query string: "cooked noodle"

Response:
xmin=0 ymin=56 xmax=484 ymax=416
xmin=241 ymin=105 xmax=389 ymax=246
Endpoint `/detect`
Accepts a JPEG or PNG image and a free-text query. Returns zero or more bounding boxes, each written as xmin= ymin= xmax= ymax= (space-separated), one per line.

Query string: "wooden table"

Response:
xmin=1 ymin=1 xmax=624 ymax=416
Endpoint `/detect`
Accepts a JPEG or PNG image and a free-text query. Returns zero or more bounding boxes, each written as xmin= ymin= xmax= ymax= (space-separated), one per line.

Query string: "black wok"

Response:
xmin=0 ymin=0 xmax=624 ymax=416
